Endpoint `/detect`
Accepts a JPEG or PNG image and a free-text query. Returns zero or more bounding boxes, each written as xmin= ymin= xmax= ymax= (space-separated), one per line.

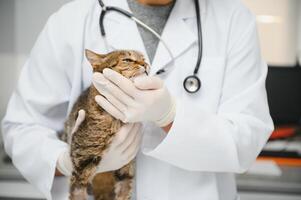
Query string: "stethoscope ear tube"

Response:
xmin=99 ymin=0 xmax=134 ymax=36
xmin=193 ymin=0 xmax=203 ymax=75
xmin=99 ymin=8 xmax=106 ymax=36
xmin=98 ymin=0 xmax=105 ymax=7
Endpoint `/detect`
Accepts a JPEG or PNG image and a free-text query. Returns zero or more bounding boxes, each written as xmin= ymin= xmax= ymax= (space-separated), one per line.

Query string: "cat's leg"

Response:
xmin=69 ymin=156 xmax=100 ymax=200
xmin=92 ymin=172 xmax=116 ymax=200
xmin=114 ymin=161 xmax=135 ymax=200
xmin=69 ymin=172 xmax=88 ymax=200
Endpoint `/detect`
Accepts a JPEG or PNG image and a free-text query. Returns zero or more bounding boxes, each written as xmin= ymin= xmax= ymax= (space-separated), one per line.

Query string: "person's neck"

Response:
xmin=137 ymin=0 xmax=173 ymax=6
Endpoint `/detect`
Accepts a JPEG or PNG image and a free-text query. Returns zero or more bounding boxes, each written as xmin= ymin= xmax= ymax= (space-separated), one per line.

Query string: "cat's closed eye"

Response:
xmin=122 ymin=58 xmax=133 ymax=62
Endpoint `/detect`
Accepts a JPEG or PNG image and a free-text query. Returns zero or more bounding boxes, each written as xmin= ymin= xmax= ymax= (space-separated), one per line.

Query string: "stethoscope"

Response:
xmin=98 ymin=0 xmax=203 ymax=93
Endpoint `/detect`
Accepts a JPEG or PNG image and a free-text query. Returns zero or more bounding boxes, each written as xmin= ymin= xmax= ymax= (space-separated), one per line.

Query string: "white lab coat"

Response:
xmin=1 ymin=0 xmax=274 ymax=199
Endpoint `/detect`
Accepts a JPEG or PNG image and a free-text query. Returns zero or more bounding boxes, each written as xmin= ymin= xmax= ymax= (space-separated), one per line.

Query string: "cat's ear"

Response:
xmin=85 ymin=49 xmax=106 ymax=71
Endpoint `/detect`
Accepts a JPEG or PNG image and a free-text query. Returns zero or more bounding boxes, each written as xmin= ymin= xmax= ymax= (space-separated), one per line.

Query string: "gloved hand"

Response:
xmin=92 ymin=69 xmax=176 ymax=127
xmin=57 ymin=110 xmax=142 ymax=176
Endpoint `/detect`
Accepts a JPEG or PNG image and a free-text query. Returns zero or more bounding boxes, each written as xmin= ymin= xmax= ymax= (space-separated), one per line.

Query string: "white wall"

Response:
xmin=0 ymin=0 xmax=70 ymax=136
xmin=242 ymin=0 xmax=299 ymax=66
xmin=0 ymin=1 xmax=16 ymax=120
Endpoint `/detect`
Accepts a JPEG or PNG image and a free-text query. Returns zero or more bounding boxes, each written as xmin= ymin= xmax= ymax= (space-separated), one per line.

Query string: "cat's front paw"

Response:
xmin=70 ymin=188 xmax=88 ymax=200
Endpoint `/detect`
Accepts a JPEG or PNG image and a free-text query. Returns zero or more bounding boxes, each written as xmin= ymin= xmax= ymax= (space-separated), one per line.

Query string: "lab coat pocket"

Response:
xmin=182 ymin=56 xmax=226 ymax=113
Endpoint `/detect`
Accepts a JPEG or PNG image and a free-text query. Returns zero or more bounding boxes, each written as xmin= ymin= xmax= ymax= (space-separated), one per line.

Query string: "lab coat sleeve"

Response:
xmin=1 ymin=10 xmax=72 ymax=200
xmin=144 ymin=6 xmax=274 ymax=173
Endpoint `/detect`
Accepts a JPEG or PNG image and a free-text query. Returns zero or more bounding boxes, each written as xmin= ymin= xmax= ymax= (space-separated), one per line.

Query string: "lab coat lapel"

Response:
xmin=150 ymin=0 xmax=207 ymax=75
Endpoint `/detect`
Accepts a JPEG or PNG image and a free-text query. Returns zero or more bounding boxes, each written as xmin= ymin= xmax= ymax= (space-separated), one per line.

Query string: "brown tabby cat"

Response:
xmin=61 ymin=49 xmax=149 ymax=200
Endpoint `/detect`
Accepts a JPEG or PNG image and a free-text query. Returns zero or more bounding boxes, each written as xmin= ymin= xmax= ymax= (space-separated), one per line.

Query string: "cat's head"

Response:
xmin=85 ymin=49 xmax=149 ymax=78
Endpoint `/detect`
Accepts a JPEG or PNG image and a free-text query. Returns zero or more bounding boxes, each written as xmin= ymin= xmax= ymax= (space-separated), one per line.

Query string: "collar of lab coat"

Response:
xmin=101 ymin=0 xmax=207 ymax=74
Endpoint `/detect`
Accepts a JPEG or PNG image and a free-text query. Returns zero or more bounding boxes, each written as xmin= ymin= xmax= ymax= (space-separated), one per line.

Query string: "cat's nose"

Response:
xmin=140 ymin=64 xmax=150 ymax=75
xmin=138 ymin=65 xmax=146 ymax=74
xmin=145 ymin=65 xmax=150 ymax=75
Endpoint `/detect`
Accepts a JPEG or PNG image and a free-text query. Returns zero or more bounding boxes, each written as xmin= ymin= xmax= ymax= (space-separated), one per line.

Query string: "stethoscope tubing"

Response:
xmin=98 ymin=0 xmax=203 ymax=93
xmin=99 ymin=4 xmax=133 ymax=36
xmin=193 ymin=0 xmax=202 ymax=75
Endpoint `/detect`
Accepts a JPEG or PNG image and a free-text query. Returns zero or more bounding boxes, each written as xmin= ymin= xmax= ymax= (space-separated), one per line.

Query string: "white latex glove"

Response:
xmin=57 ymin=110 xmax=142 ymax=176
xmin=92 ymin=68 xmax=176 ymax=127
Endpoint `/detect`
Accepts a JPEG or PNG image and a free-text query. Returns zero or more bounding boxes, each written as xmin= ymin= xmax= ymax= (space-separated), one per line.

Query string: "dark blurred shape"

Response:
xmin=3 ymin=155 xmax=12 ymax=164
xmin=266 ymin=66 xmax=301 ymax=126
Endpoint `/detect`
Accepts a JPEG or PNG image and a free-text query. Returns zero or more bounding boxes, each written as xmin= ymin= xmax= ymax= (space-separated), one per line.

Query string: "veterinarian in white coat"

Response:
xmin=1 ymin=0 xmax=274 ymax=199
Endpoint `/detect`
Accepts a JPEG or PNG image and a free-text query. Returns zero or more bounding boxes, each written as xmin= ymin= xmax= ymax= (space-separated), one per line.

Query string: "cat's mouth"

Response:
xmin=128 ymin=64 xmax=149 ymax=81
xmin=133 ymin=64 xmax=150 ymax=77
xmin=145 ymin=64 xmax=150 ymax=75
xmin=139 ymin=65 xmax=149 ymax=75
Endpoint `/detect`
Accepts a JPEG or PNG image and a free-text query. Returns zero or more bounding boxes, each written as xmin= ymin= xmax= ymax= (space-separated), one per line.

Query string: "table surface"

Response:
xmin=236 ymin=165 xmax=301 ymax=194
xmin=1 ymin=146 xmax=301 ymax=198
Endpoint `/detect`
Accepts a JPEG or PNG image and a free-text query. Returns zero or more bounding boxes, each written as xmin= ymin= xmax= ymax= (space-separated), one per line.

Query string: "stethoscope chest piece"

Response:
xmin=183 ymin=75 xmax=201 ymax=93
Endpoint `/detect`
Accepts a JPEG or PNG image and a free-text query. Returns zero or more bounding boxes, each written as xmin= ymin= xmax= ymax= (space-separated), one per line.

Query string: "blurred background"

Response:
xmin=0 ymin=0 xmax=300 ymax=199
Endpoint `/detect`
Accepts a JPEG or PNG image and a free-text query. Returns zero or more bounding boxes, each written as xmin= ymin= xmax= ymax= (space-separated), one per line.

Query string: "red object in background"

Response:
xmin=257 ymin=157 xmax=301 ymax=167
xmin=269 ymin=126 xmax=296 ymax=140
xmin=260 ymin=126 xmax=301 ymax=166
